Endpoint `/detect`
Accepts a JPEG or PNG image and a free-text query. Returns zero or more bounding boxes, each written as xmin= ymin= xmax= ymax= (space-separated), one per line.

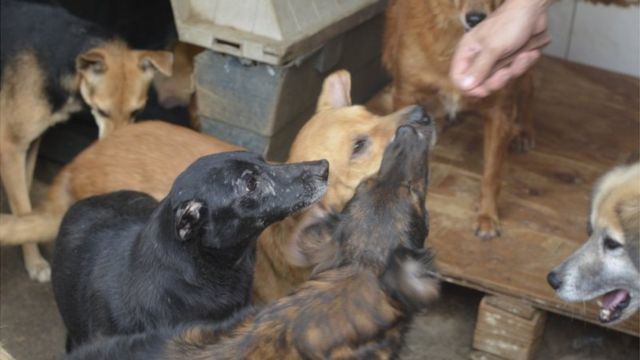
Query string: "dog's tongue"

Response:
xmin=602 ymin=290 xmax=628 ymax=310
xmin=599 ymin=289 xmax=630 ymax=322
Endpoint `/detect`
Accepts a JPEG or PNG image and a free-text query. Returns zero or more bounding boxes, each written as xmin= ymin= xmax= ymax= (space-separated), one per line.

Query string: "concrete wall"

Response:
xmin=545 ymin=0 xmax=640 ymax=77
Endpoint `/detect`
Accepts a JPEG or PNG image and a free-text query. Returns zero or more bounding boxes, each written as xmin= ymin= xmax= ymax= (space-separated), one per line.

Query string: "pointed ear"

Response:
xmin=175 ymin=200 xmax=206 ymax=241
xmin=139 ymin=51 xmax=174 ymax=77
xmin=316 ymin=70 xmax=352 ymax=112
xmin=76 ymin=49 xmax=107 ymax=74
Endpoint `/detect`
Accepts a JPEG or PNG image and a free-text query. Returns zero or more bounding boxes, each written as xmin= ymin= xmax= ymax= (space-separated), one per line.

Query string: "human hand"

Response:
xmin=450 ymin=0 xmax=551 ymax=97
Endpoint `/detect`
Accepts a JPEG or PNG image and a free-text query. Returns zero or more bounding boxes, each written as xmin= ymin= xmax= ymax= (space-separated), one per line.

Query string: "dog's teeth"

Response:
xmin=600 ymin=308 xmax=611 ymax=321
xmin=597 ymin=300 xmax=603 ymax=307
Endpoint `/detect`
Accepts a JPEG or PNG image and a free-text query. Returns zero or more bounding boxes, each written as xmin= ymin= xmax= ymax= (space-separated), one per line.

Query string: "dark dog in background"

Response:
xmin=0 ymin=0 xmax=173 ymax=281
xmin=64 ymin=107 xmax=439 ymax=360
xmin=52 ymin=152 xmax=328 ymax=350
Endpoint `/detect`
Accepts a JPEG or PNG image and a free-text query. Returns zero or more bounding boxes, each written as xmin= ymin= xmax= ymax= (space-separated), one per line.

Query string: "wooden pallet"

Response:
xmin=426 ymin=57 xmax=640 ymax=359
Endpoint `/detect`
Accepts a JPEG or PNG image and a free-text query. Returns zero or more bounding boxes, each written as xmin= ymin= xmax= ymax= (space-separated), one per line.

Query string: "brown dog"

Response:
xmin=0 ymin=70 xmax=419 ymax=304
xmin=65 ymin=107 xmax=440 ymax=360
xmin=0 ymin=0 xmax=173 ymax=281
xmin=152 ymin=42 xmax=203 ymax=130
xmin=382 ymin=0 xmax=534 ymax=240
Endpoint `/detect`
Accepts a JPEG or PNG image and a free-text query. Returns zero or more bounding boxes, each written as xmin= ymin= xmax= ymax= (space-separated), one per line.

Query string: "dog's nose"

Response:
xmin=465 ymin=11 xmax=486 ymax=28
xmin=408 ymin=106 xmax=432 ymax=125
xmin=547 ymin=271 xmax=562 ymax=290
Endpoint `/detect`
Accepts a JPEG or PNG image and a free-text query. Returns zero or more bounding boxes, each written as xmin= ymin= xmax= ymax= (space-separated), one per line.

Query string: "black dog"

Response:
xmin=52 ymin=151 xmax=328 ymax=350
xmin=64 ymin=107 xmax=440 ymax=360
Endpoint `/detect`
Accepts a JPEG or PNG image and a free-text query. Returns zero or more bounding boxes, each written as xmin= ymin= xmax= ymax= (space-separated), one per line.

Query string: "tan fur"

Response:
xmin=382 ymin=0 xmax=534 ymax=239
xmin=153 ymin=42 xmax=203 ymax=129
xmin=0 ymin=39 xmax=172 ymax=281
xmin=0 ymin=70 xmax=415 ymax=303
xmin=591 ymin=162 xmax=640 ymax=243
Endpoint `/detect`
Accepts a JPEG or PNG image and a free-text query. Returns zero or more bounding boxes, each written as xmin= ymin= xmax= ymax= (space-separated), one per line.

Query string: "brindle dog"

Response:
xmin=65 ymin=106 xmax=439 ymax=360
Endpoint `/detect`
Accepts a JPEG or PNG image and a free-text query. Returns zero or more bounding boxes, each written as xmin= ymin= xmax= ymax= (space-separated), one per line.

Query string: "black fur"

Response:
xmin=52 ymin=151 xmax=328 ymax=351
xmin=63 ymin=109 xmax=439 ymax=360
xmin=0 ymin=0 xmax=112 ymax=111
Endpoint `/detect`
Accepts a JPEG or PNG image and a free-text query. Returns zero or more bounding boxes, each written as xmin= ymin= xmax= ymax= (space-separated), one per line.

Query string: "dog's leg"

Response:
xmin=475 ymin=106 xmax=515 ymax=240
xmin=510 ymin=74 xmax=535 ymax=154
xmin=25 ymin=138 xmax=41 ymax=189
xmin=0 ymin=143 xmax=50 ymax=282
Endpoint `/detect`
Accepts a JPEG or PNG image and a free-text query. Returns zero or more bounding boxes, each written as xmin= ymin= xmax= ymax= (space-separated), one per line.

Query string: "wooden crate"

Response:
xmin=473 ymin=295 xmax=547 ymax=360
xmin=195 ymin=14 xmax=388 ymax=160
xmin=170 ymin=0 xmax=386 ymax=65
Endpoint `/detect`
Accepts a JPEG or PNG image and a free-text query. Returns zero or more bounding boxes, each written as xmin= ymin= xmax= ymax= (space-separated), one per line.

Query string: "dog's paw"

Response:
xmin=474 ymin=214 xmax=501 ymax=240
xmin=510 ymin=130 xmax=535 ymax=154
xmin=26 ymin=258 xmax=51 ymax=283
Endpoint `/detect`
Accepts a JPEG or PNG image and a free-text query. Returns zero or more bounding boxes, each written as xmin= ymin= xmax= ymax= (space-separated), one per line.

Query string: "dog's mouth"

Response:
xmin=597 ymin=289 xmax=631 ymax=323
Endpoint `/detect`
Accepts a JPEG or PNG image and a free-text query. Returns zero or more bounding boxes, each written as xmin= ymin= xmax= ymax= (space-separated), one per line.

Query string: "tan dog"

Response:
xmin=0 ymin=70 xmax=419 ymax=303
xmin=152 ymin=42 xmax=203 ymax=129
xmin=0 ymin=0 xmax=172 ymax=281
xmin=382 ymin=0 xmax=534 ymax=240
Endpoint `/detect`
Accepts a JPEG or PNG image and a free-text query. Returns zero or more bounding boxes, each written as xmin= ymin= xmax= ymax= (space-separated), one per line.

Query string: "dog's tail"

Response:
xmin=0 ymin=172 xmax=72 ymax=245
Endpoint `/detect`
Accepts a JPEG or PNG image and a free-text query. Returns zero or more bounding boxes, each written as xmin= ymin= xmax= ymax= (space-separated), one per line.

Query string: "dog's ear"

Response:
xmin=286 ymin=204 xmax=339 ymax=268
xmin=380 ymin=246 xmax=440 ymax=312
xmin=617 ymin=195 xmax=640 ymax=235
xmin=76 ymin=49 xmax=107 ymax=74
xmin=138 ymin=51 xmax=174 ymax=77
xmin=316 ymin=70 xmax=352 ymax=112
xmin=175 ymin=200 xmax=206 ymax=242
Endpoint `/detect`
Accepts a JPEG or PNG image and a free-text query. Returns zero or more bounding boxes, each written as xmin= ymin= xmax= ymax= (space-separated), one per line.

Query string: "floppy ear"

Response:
xmin=617 ymin=195 xmax=640 ymax=233
xmin=286 ymin=204 xmax=339 ymax=268
xmin=380 ymin=246 xmax=440 ymax=312
xmin=76 ymin=49 xmax=107 ymax=74
xmin=316 ymin=70 xmax=352 ymax=112
xmin=139 ymin=51 xmax=174 ymax=77
xmin=175 ymin=200 xmax=206 ymax=241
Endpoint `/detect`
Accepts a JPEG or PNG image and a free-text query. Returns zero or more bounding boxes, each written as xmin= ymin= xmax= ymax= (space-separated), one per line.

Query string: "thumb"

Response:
xmin=450 ymin=38 xmax=481 ymax=90
xmin=460 ymin=45 xmax=501 ymax=91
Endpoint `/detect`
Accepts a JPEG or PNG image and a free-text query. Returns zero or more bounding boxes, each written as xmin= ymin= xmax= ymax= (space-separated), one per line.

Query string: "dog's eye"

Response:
xmin=352 ymin=137 xmax=369 ymax=158
xmin=603 ymin=237 xmax=622 ymax=251
xmin=96 ymin=108 xmax=110 ymax=118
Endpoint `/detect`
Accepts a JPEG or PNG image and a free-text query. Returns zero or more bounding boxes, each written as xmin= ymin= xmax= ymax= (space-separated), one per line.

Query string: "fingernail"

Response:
xmin=461 ymin=76 xmax=475 ymax=89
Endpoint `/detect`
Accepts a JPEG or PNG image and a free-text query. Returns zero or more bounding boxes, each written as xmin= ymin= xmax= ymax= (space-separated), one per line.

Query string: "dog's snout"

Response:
xmin=408 ymin=106 xmax=425 ymax=122
xmin=396 ymin=125 xmax=419 ymax=141
xmin=465 ymin=11 xmax=486 ymax=28
xmin=547 ymin=271 xmax=562 ymax=290
xmin=316 ymin=159 xmax=330 ymax=181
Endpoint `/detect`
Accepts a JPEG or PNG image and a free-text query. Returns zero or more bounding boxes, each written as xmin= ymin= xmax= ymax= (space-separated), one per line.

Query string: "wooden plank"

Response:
xmin=473 ymin=295 xmax=547 ymax=360
xmin=427 ymin=57 xmax=640 ymax=337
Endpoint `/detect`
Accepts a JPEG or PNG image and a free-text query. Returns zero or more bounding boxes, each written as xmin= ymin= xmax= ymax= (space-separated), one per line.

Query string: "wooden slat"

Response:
xmin=428 ymin=57 xmax=640 ymax=337
xmin=473 ymin=295 xmax=547 ymax=360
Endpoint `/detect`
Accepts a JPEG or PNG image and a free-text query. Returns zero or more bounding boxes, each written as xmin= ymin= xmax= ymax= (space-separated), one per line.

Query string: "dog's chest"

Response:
xmin=440 ymin=92 xmax=462 ymax=118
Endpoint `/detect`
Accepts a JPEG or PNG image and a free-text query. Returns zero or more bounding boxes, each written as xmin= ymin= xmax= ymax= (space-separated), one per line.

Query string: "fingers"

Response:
xmin=450 ymin=39 xmax=483 ymax=90
xmin=464 ymin=50 xmax=540 ymax=98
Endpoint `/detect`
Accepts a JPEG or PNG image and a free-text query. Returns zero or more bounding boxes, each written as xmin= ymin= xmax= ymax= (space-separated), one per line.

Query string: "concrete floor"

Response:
xmin=0 ymin=163 xmax=638 ymax=360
